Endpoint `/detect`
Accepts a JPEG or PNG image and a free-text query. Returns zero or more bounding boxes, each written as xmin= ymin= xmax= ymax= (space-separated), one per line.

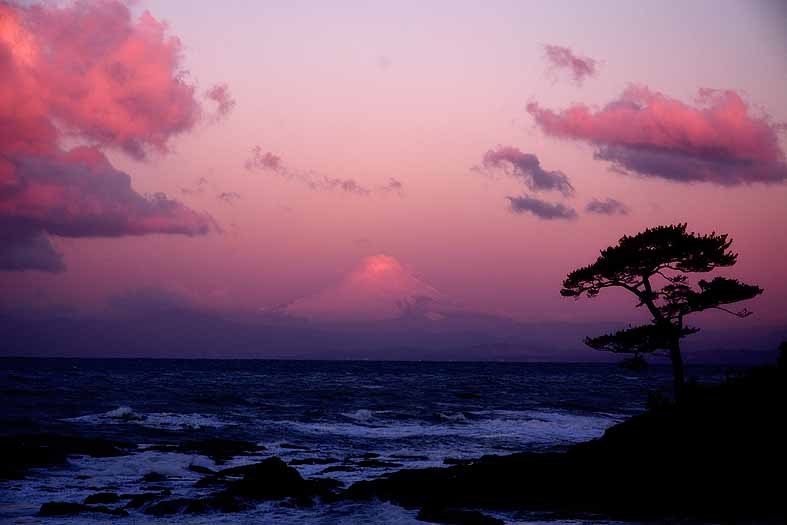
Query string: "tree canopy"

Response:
xmin=561 ymin=224 xmax=763 ymax=397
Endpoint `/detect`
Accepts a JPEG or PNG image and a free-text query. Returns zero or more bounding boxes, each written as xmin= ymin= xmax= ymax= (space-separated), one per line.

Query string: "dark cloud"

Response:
xmin=528 ymin=86 xmax=787 ymax=185
xmin=106 ymin=287 xmax=191 ymax=318
xmin=507 ymin=195 xmax=577 ymax=220
xmin=543 ymin=44 xmax=598 ymax=85
xmin=2 ymin=148 xmax=213 ymax=239
xmin=585 ymin=197 xmax=629 ymax=215
xmin=481 ymin=146 xmax=574 ymax=196
xmin=0 ymin=233 xmax=64 ymax=273
xmin=593 ymin=144 xmax=787 ymax=185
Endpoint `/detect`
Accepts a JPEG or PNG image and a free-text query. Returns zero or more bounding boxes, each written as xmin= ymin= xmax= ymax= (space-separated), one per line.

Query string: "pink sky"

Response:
xmin=2 ymin=0 xmax=786 ymax=331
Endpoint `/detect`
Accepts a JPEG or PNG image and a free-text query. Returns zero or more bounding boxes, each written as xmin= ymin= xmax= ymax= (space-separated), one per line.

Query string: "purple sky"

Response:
xmin=1 ymin=1 xmax=786 ymax=358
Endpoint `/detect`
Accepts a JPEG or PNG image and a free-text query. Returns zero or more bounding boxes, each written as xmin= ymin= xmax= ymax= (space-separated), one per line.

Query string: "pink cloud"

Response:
xmin=245 ymin=146 xmax=283 ymax=172
xmin=0 ymin=1 xmax=218 ymax=272
xmin=543 ymin=44 xmax=598 ymax=85
xmin=205 ymin=83 xmax=236 ymax=121
xmin=245 ymin=146 xmax=401 ymax=196
xmin=3 ymin=1 xmax=201 ymax=159
xmin=527 ymin=86 xmax=787 ymax=185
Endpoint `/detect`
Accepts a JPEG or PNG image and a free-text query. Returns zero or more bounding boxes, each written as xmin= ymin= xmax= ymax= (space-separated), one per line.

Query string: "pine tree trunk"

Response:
xmin=670 ymin=340 xmax=685 ymax=402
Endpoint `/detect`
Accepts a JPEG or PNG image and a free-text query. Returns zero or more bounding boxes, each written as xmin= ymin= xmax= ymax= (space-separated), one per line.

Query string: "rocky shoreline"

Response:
xmin=3 ymin=357 xmax=784 ymax=524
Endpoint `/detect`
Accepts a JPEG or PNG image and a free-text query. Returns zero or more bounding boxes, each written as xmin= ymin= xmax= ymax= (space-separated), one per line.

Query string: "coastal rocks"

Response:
xmin=220 ymin=457 xmax=339 ymax=502
xmin=279 ymin=443 xmax=310 ymax=450
xmin=0 ymin=434 xmax=135 ymax=479
xmin=320 ymin=465 xmax=357 ymax=474
xmin=442 ymin=458 xmax=474 ymax=466
xmin=147 ymin=437 xmax=265 ymax=463
xmin=147 ymin=457 xmax=342 ymax=516
xmin=38 ymin=502 xmax=128 ymax=517
xmin=141 ymin=471 xmax=168 ymax=483
xmin=187 ymin=463 xmax=216 ymax=475
xmin=176 ymin=438 xmax=265 ymax=463
xmin=341 ymin=360 xmax=787 ymax=522
xmin=84 ymin=492 xmax=120 ymax=505
xmin=124 ymin=491 xmax=171 ymax=509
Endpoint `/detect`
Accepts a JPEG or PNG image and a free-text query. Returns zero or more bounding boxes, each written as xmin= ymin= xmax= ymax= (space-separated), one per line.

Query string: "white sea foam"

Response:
xmin=65 ymin=407 xmax=229 ymax=430
xmin=279 ymin=409 xmax=618 ymax=444
xmin=438 ymin=412 xmax=469 ymax=422
xmin=341 ymin=409 xmax=376 ymax=422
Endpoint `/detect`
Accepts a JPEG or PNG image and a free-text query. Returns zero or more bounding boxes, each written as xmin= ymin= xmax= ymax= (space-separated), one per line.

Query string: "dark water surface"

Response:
xmin=0 ymin=359 xmax=726 ymax=524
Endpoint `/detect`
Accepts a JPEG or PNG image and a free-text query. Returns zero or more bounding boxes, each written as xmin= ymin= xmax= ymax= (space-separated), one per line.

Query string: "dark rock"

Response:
xmin=310 ymin=477 xmax=344 ymax=494
xmin=320 ymin=465 xmax=357 ymax=474
xmin=123 ymin=491 xmax=170 ymax=509
xmin=201 ymin=491 xmax=250 ymax=513
xmin=194 ymin=474 xmax=227 ymax=488
xmin=222 ymin=457 xmax=311 ymax=500
xmin=0 ymin=434 xmax=135 ymax=480
xmin=38 ymin=502 xmax=128 ymax=517
xmin=188 ymin=464 xmax=216 ymax=475
xmin=289 ymin=457 xmax=340 ymax=466
xmin=417 ymin=507 xmax=504 ymax=525
xmin=443 ymin=458 xmax=473 ymax=466
xmin=218 ymin=457 xmax=341 ymax=504
xmin=176 ymin=438 xmax=264 ymax=463
xmin=279 ymin=443 xmax=310 ymax=450
xmin=342 ymin=360 xmax=787 ymax=523
xmin=141 ymin=471 xmax=167 ymax=483
xmin=453 ymin=392 xmax=482 ymax=400
xmin=84 ymin=492 xmax=120 ymax=505
xmin=144 ymin=444 xmax=178 ymax=453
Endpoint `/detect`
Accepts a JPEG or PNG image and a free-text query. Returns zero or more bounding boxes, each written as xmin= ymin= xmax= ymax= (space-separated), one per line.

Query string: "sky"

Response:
xmin=1 ymin=1 xmax=787 ymax=357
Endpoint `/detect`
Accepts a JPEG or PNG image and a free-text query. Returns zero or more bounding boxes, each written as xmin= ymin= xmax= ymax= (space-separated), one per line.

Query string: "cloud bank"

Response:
xmin=0 ymin=1 xmax=217 ymax=272
xmin=527 ymin=86 xmax=787 ymax=185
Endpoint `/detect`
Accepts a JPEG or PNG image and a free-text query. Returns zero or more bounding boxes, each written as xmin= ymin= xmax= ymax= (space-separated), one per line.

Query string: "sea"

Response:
xmin=0 ymin=359 xmax=728 ymax=524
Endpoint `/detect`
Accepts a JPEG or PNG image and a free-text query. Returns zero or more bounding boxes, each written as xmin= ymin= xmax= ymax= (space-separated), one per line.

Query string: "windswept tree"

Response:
xmin=561 ymin=224 xmax=762 ymax=399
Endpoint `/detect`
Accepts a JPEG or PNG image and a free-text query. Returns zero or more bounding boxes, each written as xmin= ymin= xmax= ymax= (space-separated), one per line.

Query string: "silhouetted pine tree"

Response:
xmin=561 ymin=224 xmax=762 ymax=400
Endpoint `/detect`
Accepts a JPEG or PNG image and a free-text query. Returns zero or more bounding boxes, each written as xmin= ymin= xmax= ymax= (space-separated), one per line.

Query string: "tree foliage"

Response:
xmin=561 ymin=224 xmax=762 ymax=392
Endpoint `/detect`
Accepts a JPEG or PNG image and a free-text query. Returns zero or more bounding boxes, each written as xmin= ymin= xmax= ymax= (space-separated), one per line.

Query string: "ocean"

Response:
xmin=0 ymin=359 xmax=726 ymax=524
